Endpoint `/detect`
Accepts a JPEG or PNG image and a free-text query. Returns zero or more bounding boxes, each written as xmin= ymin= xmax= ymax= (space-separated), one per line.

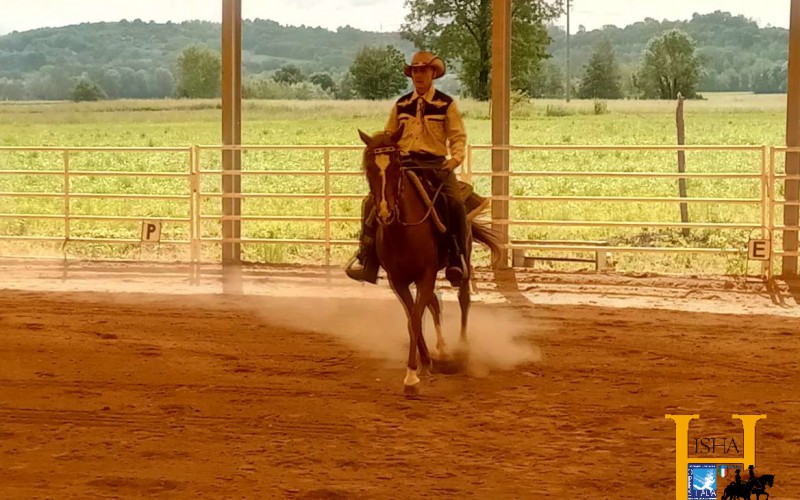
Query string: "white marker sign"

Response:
xmin=141 ymin=221 xmax=162 ymax=243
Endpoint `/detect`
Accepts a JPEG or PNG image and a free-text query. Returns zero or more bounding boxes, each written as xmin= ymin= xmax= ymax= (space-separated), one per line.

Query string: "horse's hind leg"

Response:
xmin=459 ymin=230 xmax=473 ymax=345
xmin=458 ymin=233 xmax=472 ymax=345
xmin=426 ymin=290 xmax=446 ymax=357
xmin=458 ymin=278 xmax=471 ymax=346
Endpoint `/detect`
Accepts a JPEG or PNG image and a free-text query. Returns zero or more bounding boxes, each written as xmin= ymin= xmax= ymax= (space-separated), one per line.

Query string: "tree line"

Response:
xmin=547 ymin=10 xmax=788 ymax=95
xmin=0 ymin=6 xmax=789 ymax=101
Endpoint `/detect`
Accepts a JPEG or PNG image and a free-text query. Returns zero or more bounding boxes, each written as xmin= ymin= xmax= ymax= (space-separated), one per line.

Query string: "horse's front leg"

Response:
xmin=413 ymin=273 xmax=437 ymax=373
xmin=389 ymin=279 xmax=421 ymax=394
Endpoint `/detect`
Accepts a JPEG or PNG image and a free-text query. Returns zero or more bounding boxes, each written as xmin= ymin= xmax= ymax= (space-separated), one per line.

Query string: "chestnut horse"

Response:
xmin=357 ymin=126 xmax=502 ymax=395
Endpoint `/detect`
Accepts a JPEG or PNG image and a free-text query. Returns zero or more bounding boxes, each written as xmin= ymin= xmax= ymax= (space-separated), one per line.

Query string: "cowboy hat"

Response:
xmin=403 ymin=51 xmax=446 ymax=79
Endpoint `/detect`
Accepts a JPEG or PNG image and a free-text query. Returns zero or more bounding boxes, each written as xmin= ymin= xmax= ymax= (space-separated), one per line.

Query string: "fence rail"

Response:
xmin=0 ymin=146 xmax=195 ymax=260
xmin=1 ymin=143 xmax=797 ymax=276
xmin=770 ymin=146 xmax=800 ymax=260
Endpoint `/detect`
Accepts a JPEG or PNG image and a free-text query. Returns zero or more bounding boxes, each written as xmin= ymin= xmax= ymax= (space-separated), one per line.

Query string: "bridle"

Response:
xmin=366 ymin=144 xmax=444 ymax=227
xmin=366 ymin=145 xmax=402 ymax=225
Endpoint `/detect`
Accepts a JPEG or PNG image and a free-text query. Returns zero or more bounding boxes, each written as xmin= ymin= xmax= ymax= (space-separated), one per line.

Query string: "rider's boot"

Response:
xmin=345 ymin=197 xmax=379 ymax=284
xmin=444 ymin=197 xmax=469 ymax=287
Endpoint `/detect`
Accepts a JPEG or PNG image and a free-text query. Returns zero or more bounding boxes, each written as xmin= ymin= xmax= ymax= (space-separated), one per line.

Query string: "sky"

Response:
xmin=0 ymin=0 xmax=791 ymax=36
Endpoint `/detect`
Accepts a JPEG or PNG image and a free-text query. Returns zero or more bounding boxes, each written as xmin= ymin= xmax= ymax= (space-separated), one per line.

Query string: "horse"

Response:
xmin=721 ymin=481 xmax=754 ymax=500
xmin=751 ymin=474 xmax=775 ymax=500
xmin=721 ymin=475 xmax=775 ymax=500
xmin=357 ymin=126 xmax=502 ymax=395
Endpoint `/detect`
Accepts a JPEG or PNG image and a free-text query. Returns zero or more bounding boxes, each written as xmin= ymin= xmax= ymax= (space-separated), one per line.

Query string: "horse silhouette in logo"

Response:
xmin=720 ymin=466 xmax=775 ymax=500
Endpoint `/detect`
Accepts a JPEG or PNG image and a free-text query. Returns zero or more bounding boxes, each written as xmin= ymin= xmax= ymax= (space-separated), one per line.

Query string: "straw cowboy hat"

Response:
xmin=403 ymin=51 xmax=446 ymax=79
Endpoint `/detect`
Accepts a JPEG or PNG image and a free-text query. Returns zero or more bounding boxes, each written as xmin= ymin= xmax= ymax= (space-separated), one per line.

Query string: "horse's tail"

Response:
xmin=470 ymin=218 xmax=503 ymax=267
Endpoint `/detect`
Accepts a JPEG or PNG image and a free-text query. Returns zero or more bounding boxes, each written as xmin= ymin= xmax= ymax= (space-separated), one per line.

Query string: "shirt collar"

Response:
xmin=411 ymin=85 xmax=436 ymax=103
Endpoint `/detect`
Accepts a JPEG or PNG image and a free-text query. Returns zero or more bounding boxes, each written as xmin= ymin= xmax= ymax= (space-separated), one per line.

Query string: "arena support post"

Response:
xmin=784 ymin=0 xmax=800 ymax=277
xmin=491 ymin=0 xmax=511 ymax=269
xmin=222 ymin=0 xmax=242 ymax=266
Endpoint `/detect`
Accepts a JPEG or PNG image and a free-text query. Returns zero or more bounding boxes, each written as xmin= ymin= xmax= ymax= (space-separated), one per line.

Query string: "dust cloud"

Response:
xmin=251 ymin=294 xmax=540 ymax=375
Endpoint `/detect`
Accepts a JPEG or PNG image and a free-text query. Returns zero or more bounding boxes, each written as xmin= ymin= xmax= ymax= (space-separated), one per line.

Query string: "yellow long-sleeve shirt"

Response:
xmin=384 ymin=85 xmax=467 ymax=166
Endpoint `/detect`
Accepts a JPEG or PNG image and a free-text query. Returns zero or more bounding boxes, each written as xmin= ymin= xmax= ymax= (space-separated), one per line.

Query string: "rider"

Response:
xmin=344 ymin=50 xmax=469 ymax=286
xmin=748 ymin=464 xmax=761 ymax=488
xmin=734 ymin=468 xmax=742 ymax=484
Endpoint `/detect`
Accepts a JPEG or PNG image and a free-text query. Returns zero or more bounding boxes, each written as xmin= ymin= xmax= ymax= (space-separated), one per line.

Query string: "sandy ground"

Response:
xmin=1 ymin=260 xmax=799 ymax=499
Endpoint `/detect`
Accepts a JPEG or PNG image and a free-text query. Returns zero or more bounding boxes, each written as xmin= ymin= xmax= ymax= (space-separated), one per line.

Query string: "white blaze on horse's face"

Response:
xmin=375 ymin=154 xmax=391 ymax=221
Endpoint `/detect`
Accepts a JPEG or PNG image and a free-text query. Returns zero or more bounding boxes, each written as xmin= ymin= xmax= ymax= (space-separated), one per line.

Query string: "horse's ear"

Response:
xmin=389 ymin=123 xmax=404 ymax=144
xmin=358 ymin=129 xmax=372 ymax=145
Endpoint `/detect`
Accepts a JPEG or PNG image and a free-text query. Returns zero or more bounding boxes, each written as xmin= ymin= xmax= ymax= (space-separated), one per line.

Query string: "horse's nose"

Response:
xmin=378 ymin=200 xmax=392 ymax=223
xmin=378 ymin=211 xmax=393 ymax=224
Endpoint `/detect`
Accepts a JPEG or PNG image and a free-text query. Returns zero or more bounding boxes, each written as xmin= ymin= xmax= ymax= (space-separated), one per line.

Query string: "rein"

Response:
xmin=367 ymin=145 xmax=445 ymax=227
xmin=397 ymin=167 xmax=444 ymax=227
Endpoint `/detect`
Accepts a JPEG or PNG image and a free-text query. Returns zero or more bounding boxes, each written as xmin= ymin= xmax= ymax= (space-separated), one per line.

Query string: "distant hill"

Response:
xmin=0 ymin=18 xmax=415 ymax=75
xmin=0 ymin=18 xmax=416 ymax=100
xmin=0 ymin=11 xmax=789 ymax=100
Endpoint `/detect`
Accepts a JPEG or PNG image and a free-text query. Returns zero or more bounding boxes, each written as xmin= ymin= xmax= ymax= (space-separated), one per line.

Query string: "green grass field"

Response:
xmin=0 ymin=93 xmax=792 ymax=275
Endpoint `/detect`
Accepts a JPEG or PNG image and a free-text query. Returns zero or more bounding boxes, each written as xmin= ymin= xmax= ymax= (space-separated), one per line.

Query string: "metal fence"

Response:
xmin=0 ymin=146 xmax=194 ymax=259
xmin=0 ymin=143 xmax=796 ymax=277
xmin=770 ymin=146 xmax=800 ymax=267
xmin=192 ymin=144 xmax=365 ymax=266
xmin=465 ymin=144 xmax=771 ymax=275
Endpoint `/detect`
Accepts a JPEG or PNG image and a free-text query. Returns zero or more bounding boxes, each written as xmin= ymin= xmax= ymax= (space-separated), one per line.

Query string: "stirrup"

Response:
xmin=346 ymin=255 xmax=364 ymax=272
xmin=344 ymin=255 xmax=379 ymax=284
xmin=345 ymin=255 xmax=364 ymax=277
xmin=445 ymin=254 xmax=468 ymax=286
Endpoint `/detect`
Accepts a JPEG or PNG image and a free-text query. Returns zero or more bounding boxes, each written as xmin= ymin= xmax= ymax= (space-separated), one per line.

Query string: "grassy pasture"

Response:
xmin=0 ymin=93 xmax=791 ymax=275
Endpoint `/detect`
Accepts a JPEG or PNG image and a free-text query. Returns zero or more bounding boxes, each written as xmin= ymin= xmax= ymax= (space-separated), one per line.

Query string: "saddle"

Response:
xmin=460 ymin=181 xmax=491 ymax=219
xmin=404 ymin=170 xmax=490 ymax=234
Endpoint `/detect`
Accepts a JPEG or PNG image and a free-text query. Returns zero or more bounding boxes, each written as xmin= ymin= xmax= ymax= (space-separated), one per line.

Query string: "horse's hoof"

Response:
xmin=445 ymin=267 xmax=464 ymax=287
xmin=431 ymin=356 xmax=466 ymax=375
xmin=403 ymin=383 xmax=420 ymax=397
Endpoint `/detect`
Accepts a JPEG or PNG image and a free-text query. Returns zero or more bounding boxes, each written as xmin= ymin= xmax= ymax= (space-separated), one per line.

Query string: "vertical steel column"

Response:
xmin=222 ymin=0 xmax=242 ymax=264
xmin=491 ymin=0 xmax=511 ymax=268
xmin=783 ymin=0 xmax=800 ymax=276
